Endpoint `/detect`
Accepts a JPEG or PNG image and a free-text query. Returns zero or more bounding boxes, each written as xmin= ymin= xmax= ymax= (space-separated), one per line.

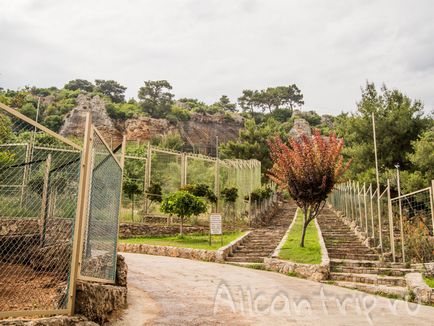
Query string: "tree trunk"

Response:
xmin=131 ymin=193 xmax=135 ymax=223
xmin=180 ymin=217 xmax=184 ymax=236
xmin=300 ymin=209 xmax=308 ymax=247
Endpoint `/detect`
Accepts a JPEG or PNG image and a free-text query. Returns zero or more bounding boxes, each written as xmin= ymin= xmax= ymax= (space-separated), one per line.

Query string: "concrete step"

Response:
xmin=328 ymin=254 xmax=380 ymax=261
xmin=226 ymin=256 xmax=264 ymax=263
xmin=331 ymin=265 xmax=416 ymax=276
xmin=332 ymin=281 xmax=408 ymax=299
xmin=330 ymin=272 xmax=406 ymax=287
xmin=234 ymin=248 xmax=275 ymax=254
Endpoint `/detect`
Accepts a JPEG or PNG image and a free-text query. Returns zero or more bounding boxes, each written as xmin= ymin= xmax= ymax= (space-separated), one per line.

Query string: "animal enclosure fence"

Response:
xmin=0 ymin=103 xmax=123 ymax=318
xmin=121 ymin=143 xmax=262 ymax=224
xmin=329 ymin=180 xmax=434 ymax=264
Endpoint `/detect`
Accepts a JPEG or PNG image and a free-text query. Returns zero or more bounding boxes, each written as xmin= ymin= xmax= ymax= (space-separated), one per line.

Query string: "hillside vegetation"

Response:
xmin=0 ymin=79 xmax=432 ymax=192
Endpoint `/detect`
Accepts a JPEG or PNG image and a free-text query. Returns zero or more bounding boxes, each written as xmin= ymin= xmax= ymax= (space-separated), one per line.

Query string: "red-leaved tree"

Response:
xmin=268 ymin=130 xmax=350 ymax=247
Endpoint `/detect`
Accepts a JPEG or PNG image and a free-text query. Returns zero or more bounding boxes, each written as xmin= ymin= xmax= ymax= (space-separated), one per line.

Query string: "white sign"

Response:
xmin=210 ymin=214 xmax=222 ymax=235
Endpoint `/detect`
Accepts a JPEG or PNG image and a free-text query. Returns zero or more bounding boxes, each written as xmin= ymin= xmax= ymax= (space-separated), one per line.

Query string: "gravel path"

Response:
xmin=114 ymin=253 xmax=434 ymax=325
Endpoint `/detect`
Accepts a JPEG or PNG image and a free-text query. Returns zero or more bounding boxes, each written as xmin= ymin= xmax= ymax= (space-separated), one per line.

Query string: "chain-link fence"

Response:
xmin=0 ymin=104 xmax=82 ymax=317
xmin=0 ymin=103 xmax=123 ymax=318
xmin=120 ymin=143 xmax=262 ymax=225
xmin=80 ymin=127 xmax=122 ymax=283
xmin=329 ymin=179 xmax=434 ymax=263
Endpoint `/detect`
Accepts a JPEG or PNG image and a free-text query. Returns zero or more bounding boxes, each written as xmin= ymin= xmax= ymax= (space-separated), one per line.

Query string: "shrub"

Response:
xmin=181 ymin=183 xmax=217 ymax=203
xmin=403 ymin=216 xmax=434 ymax=263
xmin=161 ymin=190 xmax=208 ymax=235
xmin=220 ymin=187 xmax=238 ymax=203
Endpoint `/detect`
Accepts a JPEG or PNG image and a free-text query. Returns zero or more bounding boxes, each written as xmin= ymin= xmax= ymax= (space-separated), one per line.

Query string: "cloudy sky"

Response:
xmin=1 ymin=0 xmax=433 ymax=115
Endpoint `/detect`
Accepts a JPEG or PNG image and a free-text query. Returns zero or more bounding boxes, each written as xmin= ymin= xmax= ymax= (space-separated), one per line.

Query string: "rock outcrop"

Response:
xmin=289 ymin=118 xmax=311 ymax=139
xmin=59 ymin=94 xmax=122 ymax=142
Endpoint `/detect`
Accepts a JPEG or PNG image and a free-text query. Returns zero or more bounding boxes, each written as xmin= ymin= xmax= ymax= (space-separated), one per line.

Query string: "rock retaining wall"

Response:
xmin=0 ymin=315 xmax=98 ymax=325
xmin=119 ymin=223 xmax=207 ymax=238
xmin=75 ymin=254 xmax=128 ymax=324
xmin=118 ymin=231 xmax=251 ymax=263
xmin=405 ymin=272 xmax=434 ymax=304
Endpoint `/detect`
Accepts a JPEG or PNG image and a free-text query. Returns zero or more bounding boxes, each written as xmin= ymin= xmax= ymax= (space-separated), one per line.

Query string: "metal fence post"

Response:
xmin=387 ymin=179 xmax=395 ymax=262
xmin=20 ymin=140 xmax=32 ymax=205
xmin=431 ymin=180 xmax=434 ymax=236
xmin=363 ymin=183 xmax=368 ymax=233
xmin=144 ymin=144 xmax=152 ymax=214
xmin=39 ymin=154 xmax=52 ymax=247
xmin=377 ymin=183 xmax=383 ymax=254
xmin=67 ymin=112 xmax=92 ymax=315
xmin=369 ymin=184 xmax=375 ymax=241
xmin=214 ymin=158 xmax=220 ymax=213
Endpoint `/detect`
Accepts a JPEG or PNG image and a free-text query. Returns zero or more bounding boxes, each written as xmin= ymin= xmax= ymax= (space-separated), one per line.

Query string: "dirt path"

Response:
xmin=116 ymin=253 xmax=434 ymax=325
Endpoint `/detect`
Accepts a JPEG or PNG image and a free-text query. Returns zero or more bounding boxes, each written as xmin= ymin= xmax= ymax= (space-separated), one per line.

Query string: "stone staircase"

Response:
xmin=317 ymin=207 xmax=415 ymax=298
xmin=225 ymin=201 xmax=297 ymax=265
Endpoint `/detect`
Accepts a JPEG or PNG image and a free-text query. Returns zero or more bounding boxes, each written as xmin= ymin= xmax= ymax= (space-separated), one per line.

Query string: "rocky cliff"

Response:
xmin=59 ymin=95 xmax=243 ymax=153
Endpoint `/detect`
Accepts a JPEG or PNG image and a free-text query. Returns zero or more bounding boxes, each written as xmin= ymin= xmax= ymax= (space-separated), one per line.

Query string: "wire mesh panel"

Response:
xmin=80 ymin=128 xmax=122 ymax=283
xmin=391 ymin=188 xmax=434 ymax=263
xmin=151 ymin=149 xmax=182 ymax=194
xmin=186 ymin=155 xmax=215 ymax=190
xmin=121 ymin=155 xmax=146 ymax=222
xmin=0 ymin=106 xmax=81 ymax=315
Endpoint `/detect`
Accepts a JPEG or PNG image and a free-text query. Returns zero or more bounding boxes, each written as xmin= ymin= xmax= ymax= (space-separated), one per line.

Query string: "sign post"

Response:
xmin=209 ymin=213 xmax=223 ymax=246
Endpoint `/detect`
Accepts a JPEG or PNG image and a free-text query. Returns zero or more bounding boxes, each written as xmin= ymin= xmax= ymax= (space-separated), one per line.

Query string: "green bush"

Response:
xmin=161 ymin=190 xmax=208 ymax=235
xmin=220 ymin=187 xmax=238 ymax=203
xmin=181 ymin=183 xmax=217 ymax=203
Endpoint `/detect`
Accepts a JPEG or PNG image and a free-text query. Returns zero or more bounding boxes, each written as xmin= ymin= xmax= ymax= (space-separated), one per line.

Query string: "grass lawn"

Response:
xmin=119 ymin=231 xmax=245 ymax=250
xmin=278 ymin=209 xmax=322 ymax=264
xmin=423 ymin=276 xmax=434 ymax=288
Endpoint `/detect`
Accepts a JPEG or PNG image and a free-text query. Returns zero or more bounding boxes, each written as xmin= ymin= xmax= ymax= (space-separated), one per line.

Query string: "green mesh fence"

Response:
xmin=80 ymin=128 xmax=122 ymax=282
xmin=120 ymin=144 xmax=262 ymax=224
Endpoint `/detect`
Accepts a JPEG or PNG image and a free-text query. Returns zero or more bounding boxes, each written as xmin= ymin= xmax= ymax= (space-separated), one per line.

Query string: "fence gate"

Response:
xmin=78 ymin=126 xmax=123 ymax=283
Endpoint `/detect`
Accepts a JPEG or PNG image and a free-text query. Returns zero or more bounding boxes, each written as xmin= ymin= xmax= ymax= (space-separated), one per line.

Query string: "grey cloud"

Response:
xmin=0 ymin=0 xmax=433 ymax=114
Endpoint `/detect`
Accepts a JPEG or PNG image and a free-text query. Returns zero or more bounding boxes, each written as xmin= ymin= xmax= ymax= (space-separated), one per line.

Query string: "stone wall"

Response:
xmin=0 ymin=315 xmax=98 ymax=325
xmin=405 ymin=272 xmax=434 ymax=304
xmin=119 ymin=231 xmax=251 ymax=263
xmin=119 ymin=223 xmax=207 ymax=238
xmin=75 ymin=255 xmax=128 ymax=324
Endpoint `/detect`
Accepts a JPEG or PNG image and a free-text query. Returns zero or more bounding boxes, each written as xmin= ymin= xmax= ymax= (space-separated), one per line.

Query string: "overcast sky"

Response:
xmin=1 ymin=0 xmax=433 ymax=115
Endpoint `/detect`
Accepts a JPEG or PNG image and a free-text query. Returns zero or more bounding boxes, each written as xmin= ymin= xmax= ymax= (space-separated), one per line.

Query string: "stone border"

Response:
xmin=265 ymin=208 xmax=330 ymax=282
xmin=118 ymin=231 xmax=251 ymax=263
xmin=405 ymin=272 xmax=434 ymax=304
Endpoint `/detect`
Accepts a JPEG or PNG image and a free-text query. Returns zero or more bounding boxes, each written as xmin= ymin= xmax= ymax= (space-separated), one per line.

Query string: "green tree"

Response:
xmin=335 ymin=82 xmax=431 ymax=182
xmin=123 ymin=177 xmax=143 ymax=222
xmin=151 ymin=131 xmax=185 ymax=151
xmin=64 ymin=79 xmax=94 ymax=92
xmin=408 ymin=129 xmax=434 ymax=180
xmin=237 ymin=85 xmax=303 ymax=114
xmin=95 ymin=79 xmax=127 ymax=103
xmin=220 ymin=118 xmax=292 ymax=173
xmin=19 ymin=103 xmax=37 ymax=120
xmin=138 ymin=80 xmax=174 ymax=118
xmin=214 ymin=95 xmax=237 ymax=112
xmin=160 ymin=191 xmax=208 ymax=235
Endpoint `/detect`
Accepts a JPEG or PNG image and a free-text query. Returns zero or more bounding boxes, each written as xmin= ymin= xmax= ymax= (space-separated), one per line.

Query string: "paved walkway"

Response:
xmin=113 ymin=253 xmax=434 ymax=325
